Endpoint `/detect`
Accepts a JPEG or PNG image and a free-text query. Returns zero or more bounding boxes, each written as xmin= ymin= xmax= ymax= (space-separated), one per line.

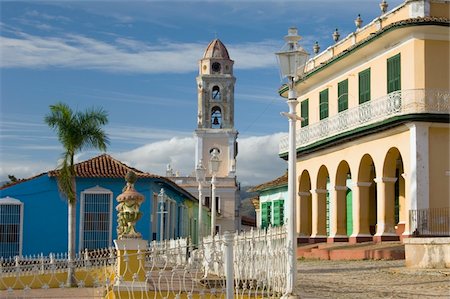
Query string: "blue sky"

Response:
xmin=1 ymin=0 xmax=403 ymax=185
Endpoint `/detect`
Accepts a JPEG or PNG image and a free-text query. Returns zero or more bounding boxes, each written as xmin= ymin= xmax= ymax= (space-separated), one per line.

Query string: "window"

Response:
xmin=338 ymin=79 xmax=348 ymax=112
xmin=212 ymin=86 xmax=221 ymax=100
xmin=359 ymin=68 xmax=371 ymax=104
xmin=80 ymin=186 xmax=113 ymax=251
xmin=387 ymin=54 xmax=401 ymax=93
xmin=319 ymin=89 xmax=329 ymax=120
xmin=0 ymin=197 xmax=23 ymax=258
xmin=211 ymin=106 xmax=222 ymax=129
xmin=272 ymin=200 xmax=284 ymax=227
xmin=300 ymin=99 xmax=309 ymax=127
xmin=205 ymin=196 xmax=210 ymax=208
xmin=261 ymin=202 xmax=272 ymax=229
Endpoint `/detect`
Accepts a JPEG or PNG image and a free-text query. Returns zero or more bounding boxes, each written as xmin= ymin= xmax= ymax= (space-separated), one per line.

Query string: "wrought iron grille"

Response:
xmin=409 ymin=207 xmax=450 ymax=237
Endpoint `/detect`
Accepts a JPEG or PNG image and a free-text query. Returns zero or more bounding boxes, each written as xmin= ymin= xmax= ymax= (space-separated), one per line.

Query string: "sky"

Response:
xmin=0 ymin=0 xmax=404 ymax=186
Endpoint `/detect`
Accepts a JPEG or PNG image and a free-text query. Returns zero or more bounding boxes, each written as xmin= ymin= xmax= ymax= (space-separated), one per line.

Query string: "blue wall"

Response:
xmin=0 ymin=175 xmax=192 ymax=256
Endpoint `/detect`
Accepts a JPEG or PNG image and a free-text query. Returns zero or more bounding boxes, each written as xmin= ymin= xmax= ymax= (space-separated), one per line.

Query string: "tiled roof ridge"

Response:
xmin=47 ymin=154 xmax=159 ymax=178
xmin=249 ymin=172 xmax=288 ymax=192
xmin=0 ymin=173 xmax=47 ymax=190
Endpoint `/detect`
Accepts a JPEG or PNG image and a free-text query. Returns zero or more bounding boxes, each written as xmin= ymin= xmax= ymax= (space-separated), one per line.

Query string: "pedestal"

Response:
xmin=105 ymin=238 xmax=149 ymax=298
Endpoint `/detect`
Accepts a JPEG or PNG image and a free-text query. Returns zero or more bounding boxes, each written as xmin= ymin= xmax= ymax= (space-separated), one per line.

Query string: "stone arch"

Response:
xmin=211 ymin=106 xmax=222 ymax=128
xmin=212 ymin=85 xmax=221 ymax=101
xmin=374 ymin=147 xmax=405 ymax=240
xmin=333 ymin=161 xmax=352 ymax=239
xmin=356 ymin=154 xmax=377 ymax=238
xmin=312 ymin=165 xmax=329 ymax=241
xmin=298 ymin=170 xmax=312 ymax=241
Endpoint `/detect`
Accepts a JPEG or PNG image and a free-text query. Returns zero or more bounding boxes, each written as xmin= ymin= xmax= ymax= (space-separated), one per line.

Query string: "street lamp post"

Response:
xmin=275 ymin=27 xmax=309 ymax=298
xmin=209 ymin=148 xmax=221 ymax=236
xmin=195 ymin=160 xmax=206 ymax=243
xmin=157 ymin=188 xmax=168 ymax=242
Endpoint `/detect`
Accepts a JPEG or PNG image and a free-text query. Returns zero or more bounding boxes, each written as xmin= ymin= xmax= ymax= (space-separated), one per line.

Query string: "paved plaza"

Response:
xmin=297 ymin=259 xmax=450 ymax=299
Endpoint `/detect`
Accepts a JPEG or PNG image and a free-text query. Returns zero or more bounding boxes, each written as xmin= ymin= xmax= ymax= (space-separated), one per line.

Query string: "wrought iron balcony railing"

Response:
xmin=279 ymin=89 xmax=450 ymax=154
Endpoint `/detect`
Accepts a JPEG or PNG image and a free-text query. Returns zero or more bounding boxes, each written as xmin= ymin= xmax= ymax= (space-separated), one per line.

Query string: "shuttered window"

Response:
xmin=80 ymin=187 xmax=113 ymax=250
xmin=319 ymin=89 xmax=329 ymax=120
xmin=300 ymin=99 xmax=309 ymax=127
xmin=359 ymin=68 xmax=371 ymax=104
xmin=387 ymin=53 xmax=401 ymax=93
xmin=272 ymin=200 xmax=284 ymax=227
xmin=338 ymin=79 xmax=348 ymax=112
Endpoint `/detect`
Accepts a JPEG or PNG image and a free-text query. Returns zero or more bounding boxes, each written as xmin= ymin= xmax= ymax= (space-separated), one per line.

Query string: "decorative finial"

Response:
xmin=116 ymin=171 xmax=144 ymax=239
xmin=355 ymin=14 xmax=363 ymax=29
xmin=380 ymin=0 xmax=388 ymax=14
xmin=125 ymin=170 xmax=137 ymax=185
xmin=313 ymin=41 xmax=320 ymax=55
xmin=333 ymin=28 xmax=340 ymax=43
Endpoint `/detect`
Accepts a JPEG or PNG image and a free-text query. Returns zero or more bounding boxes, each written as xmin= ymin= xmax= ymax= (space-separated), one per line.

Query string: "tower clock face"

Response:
xmin=211 ymin=62 xmax=221 ymax=73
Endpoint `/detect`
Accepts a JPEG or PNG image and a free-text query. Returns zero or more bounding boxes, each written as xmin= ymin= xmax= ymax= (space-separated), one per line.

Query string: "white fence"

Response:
xmin=0 ymin=226 xmax=288 ymax=298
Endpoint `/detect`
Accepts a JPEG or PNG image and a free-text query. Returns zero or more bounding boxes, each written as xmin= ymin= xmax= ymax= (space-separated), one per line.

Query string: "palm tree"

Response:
xmin=45 ymin=102 xmax=109 ymax=286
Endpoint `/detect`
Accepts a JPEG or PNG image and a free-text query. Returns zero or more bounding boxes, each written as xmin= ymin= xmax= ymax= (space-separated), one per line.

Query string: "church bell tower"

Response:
xmin=195 ymin=39 xmax=240 ymax=233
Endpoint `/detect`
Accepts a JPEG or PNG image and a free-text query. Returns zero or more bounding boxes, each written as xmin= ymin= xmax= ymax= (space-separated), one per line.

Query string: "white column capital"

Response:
xmin=315 ymin=189 xmax=328 ymax=194
xmin=352 ymin=182 xmax=372 ymax=188
xmin=298 ymin=191 xmax=311 ymax=197
xmin=334 ymin=185 xmax=348 ymax=191
xmin=374 ymin=177 xmax=397 ymax=184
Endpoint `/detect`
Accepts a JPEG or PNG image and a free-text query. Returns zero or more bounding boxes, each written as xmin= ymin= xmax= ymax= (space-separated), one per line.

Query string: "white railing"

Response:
xmin=0 ymin=227 xmax=288 ymax=298
xmin=279 ymin=89 xmax=450 ymax=153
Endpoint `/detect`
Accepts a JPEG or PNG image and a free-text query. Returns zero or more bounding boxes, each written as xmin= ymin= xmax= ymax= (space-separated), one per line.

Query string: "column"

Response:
xmin=374 ymin=177 xmax=399 ymax=242
xmin=407 ymin=123 xmax=429 ymax=238
xmin=350 ymin=182 xmax=373 ymax=244
xmin=310 ymin=189 xmax=327 ymax=243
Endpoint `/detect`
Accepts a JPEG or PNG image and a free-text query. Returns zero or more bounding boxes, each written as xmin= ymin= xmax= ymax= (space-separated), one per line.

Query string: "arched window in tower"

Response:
xmin=211 ymin=106 xmax=222 ymax=129
xmin=212 ymin=86 xmax=221 ymax=101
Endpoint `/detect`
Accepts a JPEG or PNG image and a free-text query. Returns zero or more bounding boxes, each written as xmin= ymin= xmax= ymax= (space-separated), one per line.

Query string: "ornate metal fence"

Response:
xmin=280 ymin=88 xmax=450 ymax=152
xmin=0 ymin=226 xmax=288 ymax=298
xmin=410 ymin=207 xmax=450 ymax=237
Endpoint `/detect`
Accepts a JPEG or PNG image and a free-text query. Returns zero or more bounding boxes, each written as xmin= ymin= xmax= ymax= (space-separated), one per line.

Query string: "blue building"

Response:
xmin=0 ymin=154 xmax=204 ymax=257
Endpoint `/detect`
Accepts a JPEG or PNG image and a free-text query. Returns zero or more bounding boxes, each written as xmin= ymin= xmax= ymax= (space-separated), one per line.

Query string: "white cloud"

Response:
xmin=0 ymin=31 xmax=278 ymax=73
xmin=114 ymin=133 xmax=287 ymax=186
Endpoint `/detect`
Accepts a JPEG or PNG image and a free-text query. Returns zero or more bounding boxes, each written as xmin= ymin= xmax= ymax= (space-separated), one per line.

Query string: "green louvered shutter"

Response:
xmin=273 ymin=201 xmax=280 ymax=226
xmin=319 ymin=89 xmax=329 ymax=120
xmin=338 ymin=79 xmax=348 ymax=112
xmin=261 ymin=202 xmax=269 ymax=229
xmin=359 ymin=68 xmax=371 ymax=104
xmin=301 ymin=99 xmax=309 ymax=127
xmin=279 ymin=200 xmax=284 ymax=226
xmin=387 ymin=54 xmax=401 ymax=93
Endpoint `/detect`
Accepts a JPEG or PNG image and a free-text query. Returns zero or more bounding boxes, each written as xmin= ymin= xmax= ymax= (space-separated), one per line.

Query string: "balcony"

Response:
xmin=279 ymin=89 xmax=450 ymax=154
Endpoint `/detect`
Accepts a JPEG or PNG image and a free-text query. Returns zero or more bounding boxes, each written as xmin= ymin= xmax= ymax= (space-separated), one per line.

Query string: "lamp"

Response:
xmin=195 ymin=160 xmax=206 ymax=243
xmin=209 ymin=148 xmax=221 ymax=236
xmin=275 ymin=27 xmax=309 ymax=297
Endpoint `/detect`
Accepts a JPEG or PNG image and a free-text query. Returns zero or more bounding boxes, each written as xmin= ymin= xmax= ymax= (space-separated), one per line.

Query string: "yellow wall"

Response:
xmin=428 ymin=126 xmax=450 ymax=208
xmin=425 ymin=40 xmax=450 ymax=90
xmin=430 ymin=1 xmax=450 ymax=18
xmin=298 ymin=38 xmax=420 ymax=127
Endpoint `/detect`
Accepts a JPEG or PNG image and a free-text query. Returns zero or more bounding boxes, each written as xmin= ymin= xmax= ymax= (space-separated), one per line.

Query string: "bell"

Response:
xmin=212 ymin=117 xmax=219 ymax=125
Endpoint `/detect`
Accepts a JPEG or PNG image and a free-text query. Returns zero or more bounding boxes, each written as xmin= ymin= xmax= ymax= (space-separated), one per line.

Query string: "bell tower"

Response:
xmin=195 ymin=39 xmax=238 ymax=178
xmin=195 ymin=39 xmax=240 ymax=233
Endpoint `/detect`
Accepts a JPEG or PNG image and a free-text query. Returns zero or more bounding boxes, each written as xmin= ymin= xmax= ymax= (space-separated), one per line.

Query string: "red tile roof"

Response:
xmin=48 ymin=154 xmax=160 ymax=178
xmin=249 ymin=172 xmax=288 ymax=192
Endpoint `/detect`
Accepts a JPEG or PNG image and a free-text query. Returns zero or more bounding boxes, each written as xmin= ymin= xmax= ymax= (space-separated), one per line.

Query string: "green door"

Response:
xmin=346 ymin=189 xmax=353 ymax=236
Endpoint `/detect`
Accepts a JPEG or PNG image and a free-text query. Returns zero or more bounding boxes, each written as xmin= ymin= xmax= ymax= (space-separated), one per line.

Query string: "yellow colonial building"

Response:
xmin=279 ymin=0 xmax=449 ymax=244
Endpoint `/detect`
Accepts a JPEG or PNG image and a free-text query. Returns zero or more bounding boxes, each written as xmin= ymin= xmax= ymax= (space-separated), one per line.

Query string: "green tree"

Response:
xmin=44 ymin=102 xmax=109 ymax=286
